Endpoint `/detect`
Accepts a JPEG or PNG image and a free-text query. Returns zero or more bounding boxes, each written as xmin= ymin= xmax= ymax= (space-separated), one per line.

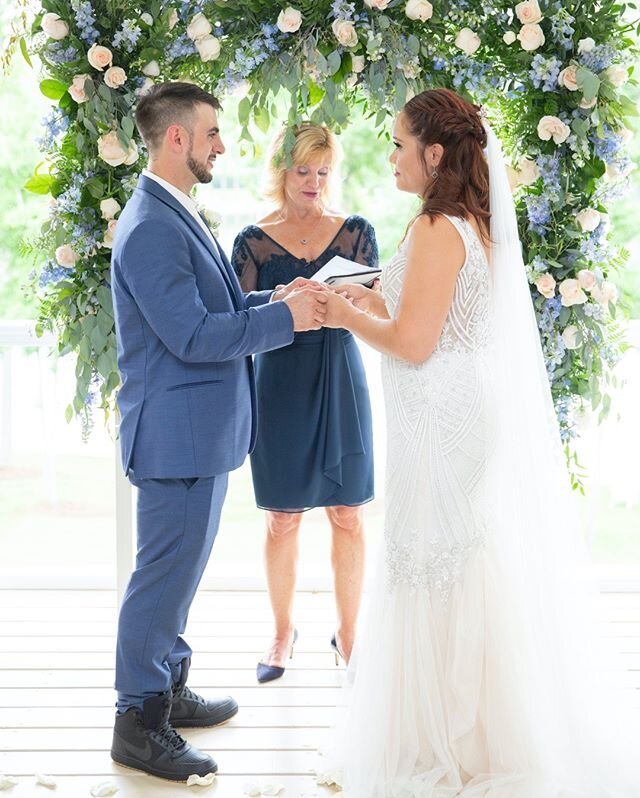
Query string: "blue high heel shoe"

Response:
xmin=256 ymin=628 xmax=298 ymax=684
xmin=330 ymin=633 xmax=345 ymax=667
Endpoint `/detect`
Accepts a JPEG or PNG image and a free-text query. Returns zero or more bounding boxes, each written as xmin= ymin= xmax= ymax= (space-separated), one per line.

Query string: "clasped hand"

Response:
xmin=279 ymin=277 xmax=374 ymax=332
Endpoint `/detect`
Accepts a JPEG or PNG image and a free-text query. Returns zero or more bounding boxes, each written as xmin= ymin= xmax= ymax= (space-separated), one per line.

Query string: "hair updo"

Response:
xmin=402 ymin=87 xmax=490 ymax=238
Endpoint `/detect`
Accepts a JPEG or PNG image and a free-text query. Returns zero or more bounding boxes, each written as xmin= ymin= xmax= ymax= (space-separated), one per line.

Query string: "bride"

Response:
xmin=321 ymin=87 xmax=639 ymax=797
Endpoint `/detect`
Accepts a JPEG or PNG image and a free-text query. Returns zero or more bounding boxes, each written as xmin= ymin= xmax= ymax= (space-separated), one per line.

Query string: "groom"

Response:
xmin=110 ymin=81 xmax=327 ymax=781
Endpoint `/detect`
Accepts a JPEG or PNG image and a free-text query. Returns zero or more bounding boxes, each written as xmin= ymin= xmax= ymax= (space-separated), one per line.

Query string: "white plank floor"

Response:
xmin=1 ymin=588 xmax=639 ymax=797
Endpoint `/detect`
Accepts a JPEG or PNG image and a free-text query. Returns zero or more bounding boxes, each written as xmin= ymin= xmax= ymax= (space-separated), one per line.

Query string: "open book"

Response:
xmin=313 ymin=255 xmax=381 ymax=287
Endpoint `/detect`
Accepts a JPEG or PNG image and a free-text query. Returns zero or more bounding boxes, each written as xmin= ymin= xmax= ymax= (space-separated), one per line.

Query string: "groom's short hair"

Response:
xmin=135 ymin=82 xmax=221 ymax=153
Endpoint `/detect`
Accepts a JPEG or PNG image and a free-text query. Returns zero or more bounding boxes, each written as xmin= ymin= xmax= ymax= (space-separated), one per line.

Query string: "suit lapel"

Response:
xmin=137 ymin=175 xmax=243 ymax=309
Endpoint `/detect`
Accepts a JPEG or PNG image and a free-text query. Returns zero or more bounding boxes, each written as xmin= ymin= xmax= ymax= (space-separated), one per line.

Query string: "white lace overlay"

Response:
xmin=381 ymin=215 xmax=492 ymax=601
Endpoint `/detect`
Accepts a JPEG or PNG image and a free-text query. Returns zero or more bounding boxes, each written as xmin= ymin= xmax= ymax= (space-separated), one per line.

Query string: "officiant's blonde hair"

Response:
xmin=264 ymin=123 xmax=342 ymax=208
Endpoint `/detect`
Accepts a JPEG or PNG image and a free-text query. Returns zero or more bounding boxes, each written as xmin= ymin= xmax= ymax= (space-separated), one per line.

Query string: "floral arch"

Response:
xmin=6 ymin=0 xmax=638 ymax=462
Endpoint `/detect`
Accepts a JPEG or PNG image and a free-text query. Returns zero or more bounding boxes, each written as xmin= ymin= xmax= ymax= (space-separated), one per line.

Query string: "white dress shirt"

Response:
xmin=142 ymin=169 xmax=216 ymax=246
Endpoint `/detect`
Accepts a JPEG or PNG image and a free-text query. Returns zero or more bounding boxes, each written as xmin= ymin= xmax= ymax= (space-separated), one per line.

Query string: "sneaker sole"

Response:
xmin=111 ymin=752 xmax=218 ymax=782
xmin=172 ymin=704 xmax=239 ymax=729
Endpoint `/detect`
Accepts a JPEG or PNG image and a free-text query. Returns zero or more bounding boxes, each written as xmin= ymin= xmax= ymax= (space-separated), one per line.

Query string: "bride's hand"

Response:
xmin=334 ymin=283 xmax=374 ymax=312
xmin=324 ymin=291 xmax=357 ymax=329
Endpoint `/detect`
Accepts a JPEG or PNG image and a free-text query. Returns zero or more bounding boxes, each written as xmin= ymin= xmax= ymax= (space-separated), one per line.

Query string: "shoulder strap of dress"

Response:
xmin=442 ymin=214 xmax=470 ymax=269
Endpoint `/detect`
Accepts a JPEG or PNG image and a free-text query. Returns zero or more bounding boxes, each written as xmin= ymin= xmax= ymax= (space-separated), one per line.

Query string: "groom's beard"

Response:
xmin=186 ymin=142 xmax=213 ymax=185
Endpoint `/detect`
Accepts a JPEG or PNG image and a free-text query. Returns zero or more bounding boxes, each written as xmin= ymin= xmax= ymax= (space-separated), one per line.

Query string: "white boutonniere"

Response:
xmin=196 ymin=204 xmax=222 ymax=237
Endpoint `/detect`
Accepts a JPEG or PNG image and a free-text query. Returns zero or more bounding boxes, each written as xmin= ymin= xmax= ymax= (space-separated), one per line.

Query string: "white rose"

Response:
xmin=98 ymin=130 xmax=137 ymax=167
xmin=332 ymin=19 xmax=358 ymax=48
xmin=276 ymin=7 xmax=303 ymax=33
xmin=405 ymin=0 xmax=433 ymax=22
xmin=168 ymin=9 xmax=179 ymax=30
xmin=364 ymin=0 xmax=390 ymax=8
xmin=517 ymin=22 xmax=545 ymax=51
xmin=503 ymin=31 xmax=517 ymax=45
xmin=102 ymin=219 xmax=118 ymax=249
xmin=104 ymin=66 xmax=126 ymax=89
xmin=579 ymin=96 xmax=597 ymax=110
xmin=619 ymin=127 xmax=634 ymax=145
xmin=559 ymin=278 xmax=587 ymax=307
xmin=455 ymin=28 xmax=481 ymax=56
xmin=577 ymin=269 xmax=597 ymax=292
xmin=123 ymin=139 xmax=139 ymax=166
xmin=575 ymin=208 xmax=601 ymax=232
xmin=351 ymin=54 xmax=365 ymax=73
xmin=41 ymin=12 xmax=69 ymax=40
xmin=517 ymin=156 xmax=540 ymax=186
xmin=535 ymin=273 xmax=556 ymax=299
xmin=195 ymin=35 xmax=221 ymax=62
xmin=68 ymin=74 xmax=90 ymax=103
xmin=55 ymin=244 xmax=80 ymax=267
xmin=87 ymin=43 xmax=113 ymax=71
xmin=577 ymin=37 xmax=595 ymax=54
xmin=506 ymin=165 xmax=520 ymax=192
xmin=558 ymin=65 xmax=579 ymax=91
xmin=142 ymin=60 xmax=160 ymax=77
xmin=136 ymin=77 xmax=155 ymax=96
xmin=592 ymin=280 xmax=618 ymax=306
xmin=562 ymin=325 xmax=580 ymax=350
xmin=186 ymin=12 xmax=212 ymax=40
xmin=100 ymin=198 xmax=121 ymax=220
xmin=537 ymin=115 xmax=570 ymax=145
xmin=605 ymin=64 xmax=628 ymax=88
xmin=515 ymin=0 xmax=542 ymax=25
xmin=140 ymin=12 xmax=153 ymax=25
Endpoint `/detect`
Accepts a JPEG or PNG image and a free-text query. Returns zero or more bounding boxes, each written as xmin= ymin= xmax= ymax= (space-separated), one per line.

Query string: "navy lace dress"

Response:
xmin=231 ymin=215 xmax=378 ymax=512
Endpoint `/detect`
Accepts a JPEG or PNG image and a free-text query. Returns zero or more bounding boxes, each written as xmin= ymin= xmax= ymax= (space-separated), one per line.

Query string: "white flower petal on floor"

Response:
xmin=261 ymin=785 xmax=285 ymax=796
xmin=242 ymin=783 xmax=262 ymax=797
xmin=35 ymin=773 xmax=57 ymax=789
xmin=89 ymin=781 xmax=119 ymax=796
xmin=0 ymin=775 xmax=18 ymax=791
xmin=186 ymin=773 xmax=216 ymax=787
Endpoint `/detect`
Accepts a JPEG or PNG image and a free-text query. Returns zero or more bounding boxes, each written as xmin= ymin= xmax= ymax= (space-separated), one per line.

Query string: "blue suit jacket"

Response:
xmin=111 ymin=175 xmax=294 ymax=479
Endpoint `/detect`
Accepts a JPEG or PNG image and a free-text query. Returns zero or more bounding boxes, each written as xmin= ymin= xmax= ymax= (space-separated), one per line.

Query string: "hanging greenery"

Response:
xmin=5 ymin=0 xmax=638 ymax=454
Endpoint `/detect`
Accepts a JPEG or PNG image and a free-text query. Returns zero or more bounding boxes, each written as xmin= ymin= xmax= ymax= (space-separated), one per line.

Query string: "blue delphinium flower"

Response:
xmin=536 ymin=153 xmax=562 ymax=198
xmin=450 ymin=55 xmax=496 ymax=102
xmin=331 ymin=0 xmax=356 ymax=19
xmin=112 ymin=19 xmax=142 ymax=53
xmin=36 ymin=109 xmax=70 ymax=150
xmin=549 ymin=8 xmax=575 ymax=51
xmin=39 ymin=260 xmax=73 ymax=288
xmin=44 ymin=42 xmax=79 ymax=64
xmin=71 ymin=0 xmax=99 ymax=45
xmin=590 ymin=124 xmax=624 ymax=163
xmin=525 ymin=194 xmax=552 ymax=234
xmin=166 ymin=34 xmax=197 ymax=62
xmin=529 ymin=54 xmax=562 ymax=92
xmin=579 ymin=42 xmax=616 ymax=72
xmin=432 ymin=56 xmax=447 ymax=72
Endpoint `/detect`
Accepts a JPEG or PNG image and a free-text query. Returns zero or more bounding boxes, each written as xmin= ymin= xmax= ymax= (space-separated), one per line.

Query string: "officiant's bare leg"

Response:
xmin=326 ymin=505 xmax=365 ymax=664
xmin=263 ymin=511 xmax=303 ymax=667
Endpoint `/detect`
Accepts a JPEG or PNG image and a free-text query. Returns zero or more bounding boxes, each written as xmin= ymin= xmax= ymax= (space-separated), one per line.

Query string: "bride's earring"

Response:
xmin=431 ymin=167 xmax=438 ymax=179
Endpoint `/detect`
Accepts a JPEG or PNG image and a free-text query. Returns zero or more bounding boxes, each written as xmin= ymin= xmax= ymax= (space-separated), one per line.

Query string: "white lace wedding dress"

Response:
xmin=324 ymin=215 xmax=639 ymax=798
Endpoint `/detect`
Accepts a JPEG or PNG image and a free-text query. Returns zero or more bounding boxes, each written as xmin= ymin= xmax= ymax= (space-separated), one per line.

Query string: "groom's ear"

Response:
xmin=166 ymin=124 xmax=189 ymax=153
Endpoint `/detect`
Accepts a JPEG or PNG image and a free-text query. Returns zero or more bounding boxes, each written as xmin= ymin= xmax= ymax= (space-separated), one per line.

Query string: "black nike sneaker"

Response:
xmin=111 ymin=692 xmax=217 ymax=781
xmin=170 ymin=657 xmax=239 ymax=728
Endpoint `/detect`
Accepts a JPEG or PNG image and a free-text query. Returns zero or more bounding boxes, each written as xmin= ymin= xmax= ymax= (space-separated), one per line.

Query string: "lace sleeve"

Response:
xmin=231 ymin=229 xmax=259 ymax=292
xmin=353 ymin=218 xmax=379 ymax=268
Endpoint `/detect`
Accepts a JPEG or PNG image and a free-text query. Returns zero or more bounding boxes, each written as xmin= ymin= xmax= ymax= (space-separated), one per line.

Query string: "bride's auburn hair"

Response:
xmin=403 ymin=88 xmax=490 ymax=239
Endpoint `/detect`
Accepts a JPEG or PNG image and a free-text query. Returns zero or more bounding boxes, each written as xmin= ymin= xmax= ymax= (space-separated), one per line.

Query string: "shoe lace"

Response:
xmin=153 ymin=722 xmax=187 ymax=751
xmin=176 ymin=684 xmax=205 ymax=705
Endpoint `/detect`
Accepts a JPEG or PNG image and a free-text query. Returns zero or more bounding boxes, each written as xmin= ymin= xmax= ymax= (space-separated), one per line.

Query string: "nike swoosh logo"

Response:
xmin=120 ymin=733 xmax=153 ymax=761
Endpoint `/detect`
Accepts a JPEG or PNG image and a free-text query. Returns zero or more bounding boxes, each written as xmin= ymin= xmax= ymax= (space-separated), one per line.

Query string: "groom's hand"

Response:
xmin=284 ymin=288 xmax=328 ymax=331
xmin=273 ymin=276 xmax=329 ymax=303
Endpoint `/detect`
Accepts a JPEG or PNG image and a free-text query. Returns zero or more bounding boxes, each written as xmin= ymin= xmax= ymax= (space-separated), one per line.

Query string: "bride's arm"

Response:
xmin=325 ymin=216 xmax=464 ymax=365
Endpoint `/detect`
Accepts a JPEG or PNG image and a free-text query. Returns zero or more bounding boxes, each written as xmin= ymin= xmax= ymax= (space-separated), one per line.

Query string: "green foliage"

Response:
xmin=10 ymin=0 xmax=640 ymax=448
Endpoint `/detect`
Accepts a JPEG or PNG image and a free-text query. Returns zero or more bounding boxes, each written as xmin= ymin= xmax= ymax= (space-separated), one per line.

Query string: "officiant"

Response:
xmin=231 ymin=123 xmax=378 ymax=680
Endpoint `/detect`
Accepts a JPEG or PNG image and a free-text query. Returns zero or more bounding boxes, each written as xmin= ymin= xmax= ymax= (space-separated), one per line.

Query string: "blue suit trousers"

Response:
xmin=115 ymin=471 xmax=228 ymax=710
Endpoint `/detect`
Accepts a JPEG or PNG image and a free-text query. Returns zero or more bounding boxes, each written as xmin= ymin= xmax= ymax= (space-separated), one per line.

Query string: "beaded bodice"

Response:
xmin=380 ymin=215 xmax=492 ymax=601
